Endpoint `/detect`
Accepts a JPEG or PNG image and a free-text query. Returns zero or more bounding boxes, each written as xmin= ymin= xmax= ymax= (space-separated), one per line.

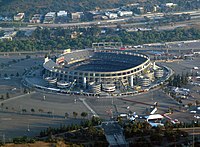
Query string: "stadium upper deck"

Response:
xmin=43 ymin=49 xmax=151 ymax=87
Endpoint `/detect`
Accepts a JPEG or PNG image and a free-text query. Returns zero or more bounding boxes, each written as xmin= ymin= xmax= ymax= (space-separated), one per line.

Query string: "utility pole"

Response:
xmin=27 ymin=124 xmax=30 ymax=132
xmin=2 ymin=133 xmax=5 ymax=145
xmin=193 ymin=121 xmax=195 ymax=147
xmin=53 ymin=109 xmax=54 ymax=119
xmin=43 ymin=95 xmax=46 ymax=101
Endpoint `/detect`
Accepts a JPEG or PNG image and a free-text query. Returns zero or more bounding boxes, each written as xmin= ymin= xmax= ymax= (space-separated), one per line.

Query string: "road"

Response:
xmin=79 ymin=98 xmax=99 ymax=117
xmin=179 ymin=127 xmax=200 ymax=135
xmin=0 ymin=92 xmax=35 ymax=105
xmin=1 ymin=10 xmax=200 ymax=31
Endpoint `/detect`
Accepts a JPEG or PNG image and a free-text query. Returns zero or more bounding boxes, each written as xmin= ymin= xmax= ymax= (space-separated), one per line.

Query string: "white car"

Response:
xmin=190 ymin=111 xmax=197 ymax=114
xmin=4 ymin=77 xmax=11 ymax=80
xmin=194 ymin=115 xmax=200 ymax=119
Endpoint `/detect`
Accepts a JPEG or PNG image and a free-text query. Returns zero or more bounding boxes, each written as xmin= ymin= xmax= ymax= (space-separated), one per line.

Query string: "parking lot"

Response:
xmin=0 ymin=54 xmax=43 ymax=99
xmin=0 ymin=49 xmax=200 ymax=139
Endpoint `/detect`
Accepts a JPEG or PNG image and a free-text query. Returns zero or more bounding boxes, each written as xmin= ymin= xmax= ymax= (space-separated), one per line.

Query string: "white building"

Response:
xmin=118 ymin=11 xmax=133 ymax=17
xmin=0 ymin=31 xmax=17 ymax=41
xmin=165 ymin=3 xmax=177 ymax=7
xmin=57 ymin=11 xmax=68 ymax=17
xmin=44 ymin=12 xmax=56 ymax=24
xmin=71 ymin=12 xmax=83 ymax=20
xmin=14 ymin=13 xmax=25 ymax=21
xmin=45 ymin=12 xmax=56 ymax=17
xmin=105 ymin=12 xmax=118 ymax=19
xmin=30 ymin=14 xmax=42 ymax=23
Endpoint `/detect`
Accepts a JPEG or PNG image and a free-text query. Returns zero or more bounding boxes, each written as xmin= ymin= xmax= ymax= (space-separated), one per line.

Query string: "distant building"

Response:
xmin=127 ymin=3 xmax=140 ymax=7
xmin=139 ymin=77 xmax=151 ymax=87
xmin=44 ymin=12 xmax=56 ymax=24
xmin=118 ymin=11 xmax=133 ymax=17
xmin=154 ymin=68 xmax=164 ymax=78
xmin=101 ymin=16 xmax=109 ymax=20
xmin=14 ymin=13 xmax=25 ymax=21
xmin=4 ymin=31 xmax=17 ymax=37
xmin=71 ymin=12 xmax=83 ymax=21
xmin=165 ymin=3 xmax=177 ymax=7
xmin=0 ymin=36 xmax=12 ymax=41
xmin=0 ymin=31 xmax=17 ymax=41
xmin=70 ymin=31 xmax=83 ymax=39
xmin=137 ymin=7 xmax=145 ymax=14
xmin=105 ymin=12 xmax=118 ymax=19
xmin=30 ymin=14 xmax=42 ymax=23
xmin=153 ymin=5 xmax=159 ymax=12
xmin=57 ymin=11 xmax=68 ymax=17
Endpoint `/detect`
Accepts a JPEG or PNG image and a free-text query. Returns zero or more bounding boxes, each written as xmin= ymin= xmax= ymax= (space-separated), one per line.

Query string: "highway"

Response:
xmin=1 ymin=10 xmax=200 ymax=32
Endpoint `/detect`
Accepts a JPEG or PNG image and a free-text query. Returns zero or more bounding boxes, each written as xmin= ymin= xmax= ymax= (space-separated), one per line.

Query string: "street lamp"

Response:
xmin=43 ymin=95 xmax=46 ymax=101
xmin=193 ymin=115 xmax=199 ymax=147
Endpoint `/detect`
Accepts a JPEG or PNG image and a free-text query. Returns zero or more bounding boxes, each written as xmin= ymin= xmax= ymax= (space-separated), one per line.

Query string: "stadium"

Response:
xmin=43 ymin=49 xmax=151 ymax=94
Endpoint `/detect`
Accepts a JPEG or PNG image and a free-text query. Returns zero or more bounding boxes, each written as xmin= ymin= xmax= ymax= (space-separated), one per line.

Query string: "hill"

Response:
xmin=0 ymin=0 xmax=135 ymax=17
xmin=2 ymin=141 xmax=81 ymax=147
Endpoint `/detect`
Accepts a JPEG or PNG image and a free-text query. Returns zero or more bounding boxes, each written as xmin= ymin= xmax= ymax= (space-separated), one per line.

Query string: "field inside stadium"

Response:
xmin=60 ymin=50 xmax=148 ymax=73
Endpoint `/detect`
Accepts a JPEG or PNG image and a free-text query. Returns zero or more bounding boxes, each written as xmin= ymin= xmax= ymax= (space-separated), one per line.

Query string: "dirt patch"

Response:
xmin=3 ymin=141 xmax=71 ymax=147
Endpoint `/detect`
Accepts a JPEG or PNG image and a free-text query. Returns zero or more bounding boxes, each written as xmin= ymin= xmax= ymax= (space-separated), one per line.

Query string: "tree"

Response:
xmin=196 ymin=100 xmax=200 ymax=106
xmin=22 ymin=109 xmax=27 ymax=113
xmin=150 ymin=133 xmax=163 ymax=145
xmin=81 ymin=112 xmax=88 ymax=119
xmin=64 ymin=112 xmax=69 ymax=119
xmin=23 ymin=89 xmax=27 ymax=93
xmin=0 ymin=95 xmax=4 ymax=100
xmin=4 ymin=73 xmax=8 ymax=77
xmin=16 ymin=72 xmax=19 ymax=77
xmin=6 ymin=92 xmax=9 ymax=99
xmin=1 ymin=103 xmax=4 ymax=109
xmin=133 ymin=137 xmax=151 ymax=147
xmin=31 ymin=108 xmax=35 ymax=113
xmin=188 ymin=103 xmax=192 ymax=108
xmin=38 ymin=108 xmax=44 ymax=114
xmin=47 ymin=111 xmax=52 ymax=116
xmin=73 ymin=112 xmax=78 ymax=119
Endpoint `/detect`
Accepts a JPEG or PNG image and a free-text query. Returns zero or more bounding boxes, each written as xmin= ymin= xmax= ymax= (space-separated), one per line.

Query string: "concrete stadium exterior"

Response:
xmin=43 ymin=49 xmax=151 ymax=92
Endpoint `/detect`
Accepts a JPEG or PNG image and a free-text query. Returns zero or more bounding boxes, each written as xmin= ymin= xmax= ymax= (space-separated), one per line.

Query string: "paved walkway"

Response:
xmin=0 ymin=92 xmax=35 ymax=105
xmin=79 ymin=98 xmax=99 ymax=117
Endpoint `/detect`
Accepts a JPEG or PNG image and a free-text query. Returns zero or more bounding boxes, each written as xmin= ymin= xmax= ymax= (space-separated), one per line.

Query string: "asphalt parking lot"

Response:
xmin=0 ymin=88 xmax=195 ymax=139
xmin=159 ymin=57 xmax=200 ymax=75
xmin=0 ymin=55 xmax=43 ymax=99
xmin=0 ymin=92 xmax=89 ymax=139
xmin=0 ymin=48 xmax=199 ymax=139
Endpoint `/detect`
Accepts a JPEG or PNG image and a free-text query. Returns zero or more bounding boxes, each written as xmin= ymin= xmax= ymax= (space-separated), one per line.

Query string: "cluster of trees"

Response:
xmin=0 ymin=0 xmax=200 ymax=18
xmin=12 ymin=136 xmax=36 ymax=144
xmin=0 ymin=92 xmax=10 ymax=100
xmin=38 ymin=119 xmax=199 ymax=146
xmin=4 ymin=116 xmax=200 ymax=146
xmin=0 ymin=0 xmax=134 ymax=17
xmin=1 ymin=27 xmax=200 ymax=52
xmin=123 ymin=120 xmax=193 ymax=146
xmin=39 ymin=116 xmax=102 ymax=138
xmin=168 ymin=73 xmax=188 ymax=87
xmin=66 ymin=111 xmax=88 ymax=119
